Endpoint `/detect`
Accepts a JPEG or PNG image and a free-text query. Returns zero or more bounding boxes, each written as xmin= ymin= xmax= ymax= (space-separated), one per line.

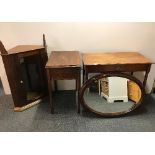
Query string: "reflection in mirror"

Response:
xmin=84 ymin=77 xmax=142 ymax=114
xmin=19 ymin=56 xmax=44 ymax=102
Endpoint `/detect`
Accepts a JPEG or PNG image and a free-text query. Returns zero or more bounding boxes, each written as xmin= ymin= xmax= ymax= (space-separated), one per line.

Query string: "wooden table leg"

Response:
xmin=83 ymin=71 xmax=88 ymax=84
xmin=76 ymin=72 xmax=81 ymax=113
xmin=83 ymin=67 xmax=88 ymax=83
xmin=46 ymin=69 xmax=54 ymax=114
xmin=143 ymin=64 xmax=151 ymax=88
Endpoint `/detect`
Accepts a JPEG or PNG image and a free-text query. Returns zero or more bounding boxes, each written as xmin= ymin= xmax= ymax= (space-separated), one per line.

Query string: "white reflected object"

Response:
xmin=99 ymin=77 xmax=128 ymax=103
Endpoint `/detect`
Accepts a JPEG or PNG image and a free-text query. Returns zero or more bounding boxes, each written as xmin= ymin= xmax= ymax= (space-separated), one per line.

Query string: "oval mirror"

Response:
xmin=80 ymin=73 xmax=144 ymax=117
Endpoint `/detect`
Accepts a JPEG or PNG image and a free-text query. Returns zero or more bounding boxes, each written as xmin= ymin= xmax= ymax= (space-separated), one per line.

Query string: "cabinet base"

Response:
xmin=14 ymin=98 xmax=43 ymax=112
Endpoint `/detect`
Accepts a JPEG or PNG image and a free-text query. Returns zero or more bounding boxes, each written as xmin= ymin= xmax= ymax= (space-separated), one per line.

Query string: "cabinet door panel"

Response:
xmin=2 ymin=55 xmax=27 ymax=107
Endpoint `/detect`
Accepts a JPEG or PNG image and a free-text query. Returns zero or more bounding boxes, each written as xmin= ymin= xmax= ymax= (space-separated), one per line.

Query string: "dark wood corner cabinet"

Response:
xmin=0 ymin=35 xmax=48 ymax=111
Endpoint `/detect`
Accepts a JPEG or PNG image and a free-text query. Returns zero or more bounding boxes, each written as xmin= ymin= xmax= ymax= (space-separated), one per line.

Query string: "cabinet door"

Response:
xmin=2 ymin=55 xmax=27 ymax=107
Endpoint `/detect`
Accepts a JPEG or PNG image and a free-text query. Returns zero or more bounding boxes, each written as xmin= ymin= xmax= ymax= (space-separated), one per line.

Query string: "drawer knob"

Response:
xmin=20 ymin=80 xmax=23 ymax=84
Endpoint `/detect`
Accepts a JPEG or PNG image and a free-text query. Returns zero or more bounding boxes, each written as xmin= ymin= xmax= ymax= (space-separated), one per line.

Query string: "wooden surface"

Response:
xmin=82 ymin=52 xmax=152 ymax=65
xmin=8 ymin=45 xmax=44 ymax=54
xmin=46 ymin=51 xmax=81 ymax=68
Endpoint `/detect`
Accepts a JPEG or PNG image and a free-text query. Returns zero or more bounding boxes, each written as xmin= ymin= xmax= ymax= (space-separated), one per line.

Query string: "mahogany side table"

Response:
xmin=45 ymin=51 xmax=81 ymax=114
xmin=82 ymin=52 xmax=152 ymax=88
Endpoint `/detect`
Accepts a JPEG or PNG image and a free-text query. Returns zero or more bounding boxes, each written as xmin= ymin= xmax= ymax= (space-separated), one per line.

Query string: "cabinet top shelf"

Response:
xmin=7 ymin=45 xmax=44 ymax=55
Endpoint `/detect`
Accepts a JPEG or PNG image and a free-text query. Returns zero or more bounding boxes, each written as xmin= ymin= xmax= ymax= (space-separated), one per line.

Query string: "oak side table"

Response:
xmin=45 ymin=51 xmax=81 ymax=114
xmin=82 ymin=52 xmax=152 ymax=88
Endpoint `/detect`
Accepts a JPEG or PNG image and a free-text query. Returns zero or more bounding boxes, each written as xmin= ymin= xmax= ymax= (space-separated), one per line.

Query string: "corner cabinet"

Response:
xmin=0 ymin=35 xmax=48 ymax=111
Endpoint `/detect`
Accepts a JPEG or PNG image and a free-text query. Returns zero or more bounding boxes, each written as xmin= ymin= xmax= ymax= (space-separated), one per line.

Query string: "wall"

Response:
xmin=0 ymin=22 xmax=155 ymax=94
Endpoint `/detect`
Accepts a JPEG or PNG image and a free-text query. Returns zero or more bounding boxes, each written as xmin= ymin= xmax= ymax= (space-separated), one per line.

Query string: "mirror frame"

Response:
xmin=80 ymin=73 xmax=145 ymax=117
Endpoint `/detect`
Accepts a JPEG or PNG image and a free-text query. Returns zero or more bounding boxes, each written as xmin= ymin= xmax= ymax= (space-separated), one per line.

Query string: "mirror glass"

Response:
xmin=83 ymin=76 xmax=142 ymax=114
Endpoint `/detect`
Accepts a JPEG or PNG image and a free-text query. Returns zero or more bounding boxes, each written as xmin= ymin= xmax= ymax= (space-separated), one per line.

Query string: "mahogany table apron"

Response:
xmin=82 ymin=52 xmax=152 ymax=88
xmin=45 ymin=51 xmax=81 ymax=114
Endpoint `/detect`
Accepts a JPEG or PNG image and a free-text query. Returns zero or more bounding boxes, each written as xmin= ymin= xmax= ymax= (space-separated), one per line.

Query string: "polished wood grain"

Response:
xmin=46 ymin=51 xmax=81 ymax=68
xmin=83 ymin=52 xmax=152 ymax=65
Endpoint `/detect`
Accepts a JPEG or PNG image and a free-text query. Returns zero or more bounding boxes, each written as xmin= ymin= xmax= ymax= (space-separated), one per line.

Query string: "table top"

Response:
xmin=46 ymin=51 xmax=81 ymax=68
xmin=8 ymin=45 xmax=44 ymax=54
xmin=82 ymin=52 xmax=152 ymax=65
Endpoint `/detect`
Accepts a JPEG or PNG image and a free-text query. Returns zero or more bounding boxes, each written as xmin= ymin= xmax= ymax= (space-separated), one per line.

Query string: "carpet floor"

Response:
xmin=0 ymin=80 xmax=155 ymax=132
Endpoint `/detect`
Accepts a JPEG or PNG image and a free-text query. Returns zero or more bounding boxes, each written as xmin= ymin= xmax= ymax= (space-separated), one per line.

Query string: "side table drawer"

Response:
xmin=49 ymin=67 xmax=80 ymax=80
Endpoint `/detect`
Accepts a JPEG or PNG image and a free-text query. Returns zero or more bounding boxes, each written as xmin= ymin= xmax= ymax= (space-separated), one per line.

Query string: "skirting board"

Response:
xmin=14 ymin=98 xmax=43 ymax=112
